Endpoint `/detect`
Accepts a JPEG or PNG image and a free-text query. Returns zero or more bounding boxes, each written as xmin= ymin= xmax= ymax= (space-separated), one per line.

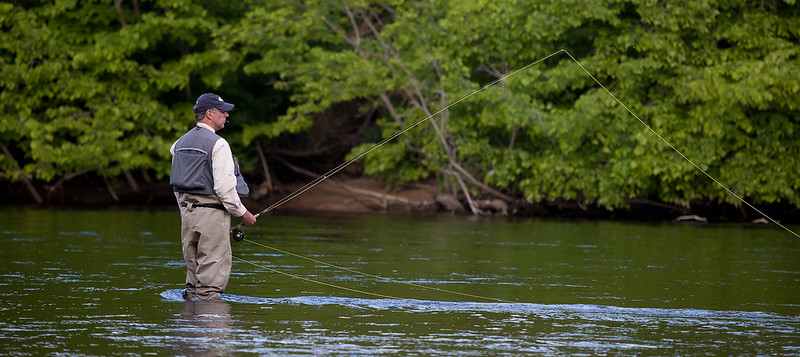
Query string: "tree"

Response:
xmin=3 ymin=0 xmax=798 ymax=218
xmin=0 ymin=0 xmax=259 ymax=201
xmin=228 ymin=0 xmax=800 ymax=215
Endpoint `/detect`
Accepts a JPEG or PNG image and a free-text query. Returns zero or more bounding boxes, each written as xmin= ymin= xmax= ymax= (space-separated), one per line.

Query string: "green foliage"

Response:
xmin=233 ymin=0 xmax=800 ymax=209
xmin=2 ymin=0 xmax=799 ymax=211
xmin=4 ymin=1 xmax=179 ymax=181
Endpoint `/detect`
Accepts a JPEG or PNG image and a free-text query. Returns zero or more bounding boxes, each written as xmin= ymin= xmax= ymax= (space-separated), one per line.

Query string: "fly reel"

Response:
xmin=232 ymin=229 xmax=245 ymax=241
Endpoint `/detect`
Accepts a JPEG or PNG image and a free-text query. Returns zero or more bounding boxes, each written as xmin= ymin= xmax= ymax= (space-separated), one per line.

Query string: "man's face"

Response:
xmin=208 ymin=108 xmax=228 ymax=130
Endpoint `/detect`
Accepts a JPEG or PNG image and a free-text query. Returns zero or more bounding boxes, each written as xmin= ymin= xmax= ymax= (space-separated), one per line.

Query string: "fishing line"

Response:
xmin=230 ymin=49 xmax=566 ymax=236
xmin=232 ymin=255 xmax=403 ymax=299
xmin=232 ymin=48 xmax=798 ymax=302
xmin=241 ymin=238 xmax=512 ymax=303
xmin=229 ymin=51 xmax=565 ymax=303
xmin=558 ymin=50 xmax=800 ymax=239
xmin=235 ymin=49 xmax=798 ymax=238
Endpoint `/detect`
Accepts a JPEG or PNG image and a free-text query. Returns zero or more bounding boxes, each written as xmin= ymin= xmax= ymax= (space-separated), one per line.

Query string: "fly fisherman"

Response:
xmin=170 ymin=93 xmax=257 ymax=301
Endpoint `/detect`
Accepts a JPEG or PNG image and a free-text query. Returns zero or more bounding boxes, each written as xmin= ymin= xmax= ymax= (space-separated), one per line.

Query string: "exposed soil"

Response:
xmin=267 ymin=177 xmax=439 ymax=214
xmin=2 ymin=173 xmax=797 ymax=225
xmin=0 ymin=175 xmax=439 ymax=214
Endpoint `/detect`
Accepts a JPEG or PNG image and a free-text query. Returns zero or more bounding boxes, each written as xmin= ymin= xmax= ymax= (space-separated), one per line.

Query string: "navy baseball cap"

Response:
xmin=193 ymin=93 xmax=234 ymax=113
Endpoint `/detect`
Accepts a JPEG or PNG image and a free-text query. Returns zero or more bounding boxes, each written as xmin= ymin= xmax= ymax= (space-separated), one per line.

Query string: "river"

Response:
xmin=1 ymin=208 xmax=799 ymax=355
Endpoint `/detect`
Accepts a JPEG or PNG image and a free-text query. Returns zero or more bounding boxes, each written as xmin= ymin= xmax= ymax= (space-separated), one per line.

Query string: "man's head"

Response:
xmin=194 ymin=93 xmax=234 ymax=131
xmin=194 ymin=93 xmax=234 ymax=114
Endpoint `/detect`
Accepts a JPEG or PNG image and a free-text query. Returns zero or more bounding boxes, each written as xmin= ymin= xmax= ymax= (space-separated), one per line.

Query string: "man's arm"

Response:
xmin=210 ymin=138 xmax=248 ymax=217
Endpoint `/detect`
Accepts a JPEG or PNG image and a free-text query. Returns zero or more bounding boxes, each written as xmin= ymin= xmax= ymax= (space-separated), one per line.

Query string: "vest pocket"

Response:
xmin=170 ymin=148 xmax=210 ymax=191
xmin=233 ymin=155 xmax=250 ymax=197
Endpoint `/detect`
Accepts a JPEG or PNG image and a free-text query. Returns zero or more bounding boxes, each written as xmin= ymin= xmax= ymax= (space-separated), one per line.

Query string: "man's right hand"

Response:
xmin=241 ymin=211 xmax=257 ymax=226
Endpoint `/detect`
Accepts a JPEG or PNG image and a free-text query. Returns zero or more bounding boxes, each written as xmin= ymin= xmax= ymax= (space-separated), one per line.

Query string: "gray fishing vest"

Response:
xmin=170 ymin=126 xmax=250 ymax=197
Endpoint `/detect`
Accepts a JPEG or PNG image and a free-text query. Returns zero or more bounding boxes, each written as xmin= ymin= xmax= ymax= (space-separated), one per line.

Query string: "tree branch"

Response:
xmin=448 ymin=169 xmax=485 ymax=215
xmin=113 ymin=1 xmax=126 ymax=27
xmin=256 ymin=142 xmax=273 ymax=192
xmin=123 ymin=170 xmax=140 ymax=193
xmin=272 ymin=154 xmax=422 ymax=209
xmin=451 ymin=163 xmax=515 ymax=202
xmin=0 ymin=139 xmax=43 ymax=204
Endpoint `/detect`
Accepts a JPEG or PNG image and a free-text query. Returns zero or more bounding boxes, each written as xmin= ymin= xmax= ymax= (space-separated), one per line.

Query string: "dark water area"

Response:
xmin=1 ymin=208 xmax=799 ymax=355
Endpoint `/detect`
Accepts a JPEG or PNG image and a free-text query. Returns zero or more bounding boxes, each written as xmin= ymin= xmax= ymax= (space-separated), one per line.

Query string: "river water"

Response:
xmin=1 ymin=208 xmax=799 ymax=355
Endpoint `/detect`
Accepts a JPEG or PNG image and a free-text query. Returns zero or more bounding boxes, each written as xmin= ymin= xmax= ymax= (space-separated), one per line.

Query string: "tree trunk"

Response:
xmin=123 ymin=170 xmax=140 ymax=193
xmin=0 ymin=139 xmax=43 ymax=204
xmin=256 ymin=142 xmax=273 ymax=192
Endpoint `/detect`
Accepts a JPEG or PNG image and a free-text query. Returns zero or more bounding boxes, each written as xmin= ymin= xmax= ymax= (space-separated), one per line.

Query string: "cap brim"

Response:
xmin=219 ymin=102 xmax=234 ymax=111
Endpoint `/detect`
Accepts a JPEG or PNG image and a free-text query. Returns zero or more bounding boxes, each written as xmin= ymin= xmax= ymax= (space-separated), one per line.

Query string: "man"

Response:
xmin=170 ymin=93 xmax=257 ymax=301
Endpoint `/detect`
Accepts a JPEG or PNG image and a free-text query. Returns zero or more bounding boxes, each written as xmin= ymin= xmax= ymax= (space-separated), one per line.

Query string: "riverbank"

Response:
xmin=1 ymin=175 xmax=796 ymax=224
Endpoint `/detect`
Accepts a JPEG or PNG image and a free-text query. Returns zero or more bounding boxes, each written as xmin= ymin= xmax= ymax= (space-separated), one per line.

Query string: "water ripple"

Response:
xmin=161 ymin=289 xmax=800 ymax=333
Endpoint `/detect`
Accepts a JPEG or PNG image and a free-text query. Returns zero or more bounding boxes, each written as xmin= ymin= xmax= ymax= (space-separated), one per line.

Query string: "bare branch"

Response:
xmin=273 ymin=154 xmax=423 ymax=210
xmin=113 ymin=1 xmax=126 ymax=27
xmin=337 ymin=3 xmax=507 ymax=215
xmin=341 ymin=2 xmax=360 ymax=48
xmin=0 ymin=139 xmax=43 ymax=204
xmin=256 ymin=142 xmax=274 ymax=191
xmin=357 ymin=7 xmax=398 ymax=75
xmin=123 ymin=170 xmax=139 ymax=193
xmin=451 ymin=162 xmax=515 ymax=202
xmin=441 ymin=169 xmax=484 ymax=215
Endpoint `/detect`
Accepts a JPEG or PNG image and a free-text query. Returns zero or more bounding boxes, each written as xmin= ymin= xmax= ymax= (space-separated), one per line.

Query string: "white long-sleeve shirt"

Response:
xmin=170 ymin=123 xmax=247 ymax=217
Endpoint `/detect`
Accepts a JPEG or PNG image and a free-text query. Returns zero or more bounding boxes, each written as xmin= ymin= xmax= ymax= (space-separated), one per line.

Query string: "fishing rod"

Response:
xmin=230 ymin=50 xmax=566 ymax=241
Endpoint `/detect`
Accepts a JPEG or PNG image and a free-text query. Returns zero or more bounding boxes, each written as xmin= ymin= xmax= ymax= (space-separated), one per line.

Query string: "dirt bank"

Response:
xmin=2 ymin=174 xmax=796 ymax=224
xmin=0 ymin=175 xmax=442 ymax=214
xmin=265 ymin=177 xmax=439 ymax=214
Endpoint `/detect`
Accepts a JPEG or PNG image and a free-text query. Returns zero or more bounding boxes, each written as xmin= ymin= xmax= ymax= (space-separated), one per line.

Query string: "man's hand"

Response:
xmin=241 ymin=211 xmax=257 ymax=226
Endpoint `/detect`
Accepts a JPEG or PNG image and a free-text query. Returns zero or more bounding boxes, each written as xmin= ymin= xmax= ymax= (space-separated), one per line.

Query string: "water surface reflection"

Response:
xmin=173 ymin=300 xmax=234 ymax=356
xmin=0 ymin=209 xmax=798 ymax=355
